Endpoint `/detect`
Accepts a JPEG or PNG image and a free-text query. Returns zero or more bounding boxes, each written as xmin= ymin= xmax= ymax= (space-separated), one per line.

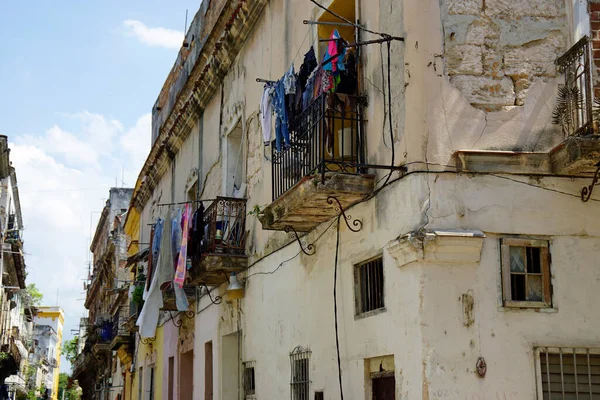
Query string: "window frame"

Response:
xmin=242 ymin=360 xmax=256 ymax=399
xmin=290 ymin=346 xmax=311 ymax=400
xmin=534 ymin=347 xmax=600 ymax=399
xmin=354 ymin=255 xmax=386 ymax=317
xmin=500 ymin=238 xmax=552 ymax=309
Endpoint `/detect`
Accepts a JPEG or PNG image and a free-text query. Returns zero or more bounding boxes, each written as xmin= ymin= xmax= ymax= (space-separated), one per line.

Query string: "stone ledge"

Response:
xmin=386 ymin=229 xmax=486 ymax=268
xmin=455 ymin=137 xmax=600 ymax=176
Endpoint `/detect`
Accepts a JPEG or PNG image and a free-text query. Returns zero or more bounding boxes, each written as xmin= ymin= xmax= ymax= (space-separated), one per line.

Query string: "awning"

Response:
xmin=14 ymin=340 xmax=27 ymax=359
xmin=126 ymin=248 xmax=149 ymax=268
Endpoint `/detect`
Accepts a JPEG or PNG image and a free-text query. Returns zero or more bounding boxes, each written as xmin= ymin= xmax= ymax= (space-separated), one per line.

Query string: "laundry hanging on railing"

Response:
xmin=258 ymin=28 xmax=359 ymax=152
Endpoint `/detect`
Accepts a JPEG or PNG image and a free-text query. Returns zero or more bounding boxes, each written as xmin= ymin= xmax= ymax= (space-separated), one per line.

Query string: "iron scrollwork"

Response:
xmin=327 ymin=196 xmax=363 ymax=232
xmin=581 ymin=162 xmax=600 ymax=202
xmin=184 ymin=311 xmax=196 ymax=319
xmin=202 ymin=284 xmax=223 ymax=305
xmin=167 ymin=310 xmax=183 ymax=328
xmin=140 ymin=336 xmax=155 ymax=345
xmin=285 ymin=226 xmax=316 ymax=256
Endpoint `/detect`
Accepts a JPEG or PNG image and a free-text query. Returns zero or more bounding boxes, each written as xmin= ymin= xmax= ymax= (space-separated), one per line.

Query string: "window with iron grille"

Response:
xmin=501 ymin=239 xmax=551 ymax=308
xmin=290 ymin=347 xmax=310 ymax=400
xmin=355 ymin=256 xmax=385 ymax=316
xmin=243 ymin=361 xmax=256 ymax=399
xmin=537 ymin=347 xmax=600 ymax=399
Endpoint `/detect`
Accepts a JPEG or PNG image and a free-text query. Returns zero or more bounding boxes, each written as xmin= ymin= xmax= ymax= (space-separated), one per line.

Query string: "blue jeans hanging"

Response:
xmin=273 ymin=79 xmax=290 ymax=151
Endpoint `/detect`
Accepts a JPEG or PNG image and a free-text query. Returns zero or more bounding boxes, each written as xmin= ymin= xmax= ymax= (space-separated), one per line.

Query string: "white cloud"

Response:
xmin=122 ymin=19 xmax=183 ymax=49
xmin=8 ymin=111 xmax=151 ymax=373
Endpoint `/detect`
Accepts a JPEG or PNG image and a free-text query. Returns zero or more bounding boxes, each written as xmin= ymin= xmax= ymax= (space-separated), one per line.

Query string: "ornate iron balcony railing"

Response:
xmin=201 ymin=197 xmax=247 ymax=256
xmin=271 ymin=93 xmax=367 ymax=201
xmin=555 ymin=36 xmax=596 ymax=137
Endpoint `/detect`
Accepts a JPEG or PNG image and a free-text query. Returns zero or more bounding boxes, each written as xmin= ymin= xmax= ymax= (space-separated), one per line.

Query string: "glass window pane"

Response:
xmin=509 ymin=246 xmax=526 ymax=272
xmin=527 ymin=275 xmax=543 ymax=302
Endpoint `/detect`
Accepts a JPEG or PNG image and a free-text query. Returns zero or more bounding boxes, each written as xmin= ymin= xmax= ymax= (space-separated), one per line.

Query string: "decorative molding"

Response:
xmin=386 ymin=229 xmax=485 ymax=268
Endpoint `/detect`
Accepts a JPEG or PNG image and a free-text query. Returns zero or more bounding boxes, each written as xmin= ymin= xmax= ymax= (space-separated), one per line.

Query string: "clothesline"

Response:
xmin=156 ymin=198 xmax=217 ymax=207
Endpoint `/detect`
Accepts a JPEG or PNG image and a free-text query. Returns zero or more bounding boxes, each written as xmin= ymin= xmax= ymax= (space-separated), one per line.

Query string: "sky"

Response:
xmin=0 ymin=0 xmax=202 ymax=373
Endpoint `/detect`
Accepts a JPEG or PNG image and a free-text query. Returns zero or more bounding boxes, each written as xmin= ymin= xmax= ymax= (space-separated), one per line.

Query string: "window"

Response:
xmin=537 ymin=347 xmax=600 ymax=399
xmin=243 ymin=361 xmax=256 ymax=399
xmin=501 ymin=239 xmax=551 ymax=308
xmin=290 ymin=347 xmax=310 ymax=400
xmin=314 ymin=392 xmax=324 ymax=400
xmin=355 ymin=256 xmax=385 ymax=316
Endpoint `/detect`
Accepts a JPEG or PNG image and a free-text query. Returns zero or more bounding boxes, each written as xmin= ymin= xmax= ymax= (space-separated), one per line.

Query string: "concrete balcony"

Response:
xmin=260 ymin=93 xmax=375 ymax=232
xmin=187 ymin=197 xmax=248 ymax=286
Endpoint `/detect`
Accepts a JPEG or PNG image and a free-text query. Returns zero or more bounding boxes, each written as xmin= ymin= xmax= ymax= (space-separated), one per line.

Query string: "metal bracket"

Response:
xmin=285 ymin=226 xmax=316 ymax=255
xmin=184 ymin=311 xmax=195 ymax=319
xmin=327 ymin=196 xmax=363 ymax=232
xmin=167 ymin=310 xmax=183 ymax=328
xmin=140 ymin=336 xmax=155 ymax=345
xmin=202 ymin=284 xmax=223 ymax=304
xmin=581 ymin=162 xmax=600 ymax=202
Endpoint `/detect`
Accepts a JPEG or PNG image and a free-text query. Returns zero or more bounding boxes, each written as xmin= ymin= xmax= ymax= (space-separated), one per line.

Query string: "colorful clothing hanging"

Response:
xmin=174 ymin=204 xmax=191 ymax=287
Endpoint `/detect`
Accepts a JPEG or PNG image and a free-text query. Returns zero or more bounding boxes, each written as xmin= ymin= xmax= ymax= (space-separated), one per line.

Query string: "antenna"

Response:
xmin=121 ymin=166 xmax=125 ymax=188
xmin=183 ymin=10 xmax=189 ymax=48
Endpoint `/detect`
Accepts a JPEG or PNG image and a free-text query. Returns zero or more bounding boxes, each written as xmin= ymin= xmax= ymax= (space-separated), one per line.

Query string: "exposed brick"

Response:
xmin=592 ymin=21 xmax=600 ymax=32
xmin=590 ymin=3 xmax=600 ymax=12
xmin=591 ymin=11 xmax=600 ymax=21
xmin=593 ymin=50 xmax=600 ymax=60
xmin=592 ymin=40 xmax=600 ymax=50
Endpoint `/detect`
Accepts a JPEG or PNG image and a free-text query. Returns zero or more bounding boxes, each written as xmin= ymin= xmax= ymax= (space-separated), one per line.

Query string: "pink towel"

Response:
xmin=174 ymin=204 xmax=191 ymax=287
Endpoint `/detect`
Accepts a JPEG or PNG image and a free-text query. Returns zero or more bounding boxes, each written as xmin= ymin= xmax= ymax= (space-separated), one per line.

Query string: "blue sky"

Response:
xmin=0 ymin=0 xmax=202 ymax=373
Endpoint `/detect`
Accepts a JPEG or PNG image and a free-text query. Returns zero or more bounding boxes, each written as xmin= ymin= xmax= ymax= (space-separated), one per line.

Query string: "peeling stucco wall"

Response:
xmin=441 ymin=0 xmax=568 ymax=110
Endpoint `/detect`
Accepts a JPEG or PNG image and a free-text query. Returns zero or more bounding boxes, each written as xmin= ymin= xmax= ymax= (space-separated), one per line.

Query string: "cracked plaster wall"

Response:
xmin=442 ymin=0 xmax=568 ymax=110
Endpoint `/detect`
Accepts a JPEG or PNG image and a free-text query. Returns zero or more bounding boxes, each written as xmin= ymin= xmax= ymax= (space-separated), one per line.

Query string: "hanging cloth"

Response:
xmin=174 ymin=204 xmax=191 ymax=287
xmin=260 ymin=84 xmax=274 ymax=145
xmin=137 ymin=210 xmax=172 ymax=338
xmin=323 ymin=29 xmax=347 ymax=73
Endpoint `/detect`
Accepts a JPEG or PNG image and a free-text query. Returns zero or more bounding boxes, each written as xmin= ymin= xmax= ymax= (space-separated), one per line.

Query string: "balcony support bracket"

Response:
xmin=581 ymin=162 xmax=600 ymax=202
xmin=327 ymin=196 xmax=363 ymax=233
xmin=140 ymin=336 xmax=155 ymax=345
xmin=285 ymin=226 xmax=316 ymax=256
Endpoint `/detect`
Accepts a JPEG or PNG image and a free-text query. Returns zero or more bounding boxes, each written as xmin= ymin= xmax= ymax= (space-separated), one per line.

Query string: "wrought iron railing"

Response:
xmin=111 ymin=306 xmax=130 ymax=338
xmin=202 ymin=197 xmax=247 ymax=256
xmin=555 ymin=36 xmax=595 ymax=137
xmin=271 ymin=93 xmax=367 ymax=201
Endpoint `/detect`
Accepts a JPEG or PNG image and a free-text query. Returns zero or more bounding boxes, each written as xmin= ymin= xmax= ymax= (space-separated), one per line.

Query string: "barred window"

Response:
xmin=243 ymin=361 xmax=256 ymax=399
xmin=537 ymin=347 xmax=600 ymax=399
xmin=501 ymin=239 xmax=551 ymax=308
xmin=290 ymin=347 xmax=310 ymax=400
xmin=355 ymin=256 xmax=385 ymax=315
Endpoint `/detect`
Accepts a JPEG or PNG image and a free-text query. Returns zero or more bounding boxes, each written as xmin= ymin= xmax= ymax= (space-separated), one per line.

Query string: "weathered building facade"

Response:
xmin=90 ymin=0 xmax=600 ymax=399
xmin=74 ymin=188 xmax=134 ymax=400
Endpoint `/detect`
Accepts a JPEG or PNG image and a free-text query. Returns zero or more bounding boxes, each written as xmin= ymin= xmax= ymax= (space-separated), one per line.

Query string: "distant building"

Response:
xmin=33 ymin=307 xmax=64 ymax=400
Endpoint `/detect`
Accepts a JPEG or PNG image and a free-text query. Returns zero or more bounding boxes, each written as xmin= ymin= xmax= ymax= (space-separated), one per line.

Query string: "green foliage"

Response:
xmin=132 ymin=284 xmax=144 ymax=305
xmin=0 ymin=351 xmax=9 ymax=361
xmin=552 ymin=85 xmax=583 ymax=135
xmin=63 ymin=337 xmax=79 ymax=366
xmin=26 ymin=284 xmax=43 ymax=306
xmin=248 ymin=204 xmax=264 ymax=218
xmin=58 ymin=373 xmax=81 ymax=400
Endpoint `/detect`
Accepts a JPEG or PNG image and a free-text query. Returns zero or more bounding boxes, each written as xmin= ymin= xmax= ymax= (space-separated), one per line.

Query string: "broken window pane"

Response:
xmin=526 ymin=247 xmax=541 ymax=273
xmin=511 ymin=274 xmax=526 ymax=301
xmin=509 ymin=246 xmax=526 ymax=272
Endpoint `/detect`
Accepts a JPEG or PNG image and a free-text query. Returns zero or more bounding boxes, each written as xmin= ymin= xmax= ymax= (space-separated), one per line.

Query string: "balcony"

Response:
xmin=549 ymin=35 xmax=600 ymax=175
xmin=161 ymin=285 xmax=197 ymax=311
xmin=110 ymin=306 xmax=132 ymax=351
xmin=187 ymin=197 xmax=247 ymax=286
xmin=89 ymin=321 xmax=113 ymax=355
xmin=259 ymin=93 xmax=375 ymax=232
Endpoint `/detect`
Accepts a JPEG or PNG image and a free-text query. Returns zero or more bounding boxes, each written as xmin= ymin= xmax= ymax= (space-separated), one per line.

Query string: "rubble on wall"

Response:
xmin=442 ymin=0 xmax=567 ymax=110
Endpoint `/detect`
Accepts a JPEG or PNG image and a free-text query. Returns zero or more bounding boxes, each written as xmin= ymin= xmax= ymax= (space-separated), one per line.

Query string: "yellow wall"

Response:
xmin=131 ymin=325 xmax=164 ymax=400
xmin=36 ymin=309 xmax=64 ymax=400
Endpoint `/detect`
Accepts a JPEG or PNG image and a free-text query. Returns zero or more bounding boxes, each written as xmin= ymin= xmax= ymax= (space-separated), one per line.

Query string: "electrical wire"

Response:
xmin=309 ymin=0 xmax=392 ymax=38
xmin=380 ymin=41 xmax=395 ymax=188
xmin=332 ymin=216 xmax=344 ymax=400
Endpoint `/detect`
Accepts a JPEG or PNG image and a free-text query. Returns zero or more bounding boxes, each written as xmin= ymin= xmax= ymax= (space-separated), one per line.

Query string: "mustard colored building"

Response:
xmin=35 ymin=306 xmax=64 ymax=400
